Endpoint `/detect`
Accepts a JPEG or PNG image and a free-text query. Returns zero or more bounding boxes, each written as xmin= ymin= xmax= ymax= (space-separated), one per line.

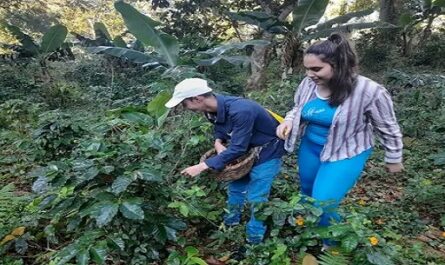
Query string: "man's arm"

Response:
xmin=205 ymin=109 xmax=255 ymax=171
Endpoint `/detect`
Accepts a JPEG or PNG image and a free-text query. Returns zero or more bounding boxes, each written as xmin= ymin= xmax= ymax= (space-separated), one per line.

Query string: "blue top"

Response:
xmin=301 ymin=94 xmax=337 ymax=145
xmin=204 ymin=94 xmax=285 ymax=171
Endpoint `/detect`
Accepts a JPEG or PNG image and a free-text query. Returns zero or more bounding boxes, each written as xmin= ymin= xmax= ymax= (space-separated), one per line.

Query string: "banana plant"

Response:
xmin=88 ymin=1 xmax=179 ymax=70
xmin=0 ymin=22 xmax=70 ymax=59
xmin=90 ymin=1 xmax=269 ymax=78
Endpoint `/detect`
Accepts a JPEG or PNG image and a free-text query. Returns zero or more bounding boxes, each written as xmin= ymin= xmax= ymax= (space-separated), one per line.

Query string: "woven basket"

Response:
xmin=200 ymin=147 xmax=261 ymax=182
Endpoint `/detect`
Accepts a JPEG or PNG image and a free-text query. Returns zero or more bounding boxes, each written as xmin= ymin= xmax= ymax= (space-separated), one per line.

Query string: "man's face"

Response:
xmin=181 ymin=97 xmax=205 ymax=112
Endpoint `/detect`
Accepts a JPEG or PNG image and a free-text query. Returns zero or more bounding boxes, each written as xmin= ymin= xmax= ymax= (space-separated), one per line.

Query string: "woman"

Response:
xmin=276 ymin=33 xmax=404 ymax=246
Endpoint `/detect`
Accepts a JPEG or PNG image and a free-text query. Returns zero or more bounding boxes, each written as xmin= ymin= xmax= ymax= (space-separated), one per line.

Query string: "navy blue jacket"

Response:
xmin=204 ymin=94 xmax=285 ymax=171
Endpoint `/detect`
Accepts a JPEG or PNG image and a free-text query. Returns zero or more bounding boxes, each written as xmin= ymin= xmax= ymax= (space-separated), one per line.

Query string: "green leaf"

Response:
xmin=133 ymin=168 xmax=162 ymax=182
xmin=40 ymin=24 xmax=68 ymax=53
xmin=293 ymin=0 xmax=329 ymax=34
xmin=313 ymin=226 xmax=330 ymax=238
xmin=430 ymin=151 xmax=445 ymax=165
xmin=84 ymin=166 xmax=99 ymax=181
xmin=89 ymin=241 xmax=108 ymax=265
xmin=189 ymin=257 xmax=208 ymax=265
xmin=341 ymin=235 xmax=359 ymax=252
xmin=114 ymin=1 xmax=179 ymax=66
xmin=367 ymin=251 xmax=394 ymax=265
xmin=94 ymin=22 xmax=112 ymax=40
xmin=113 ymin=36 xmax=127 ymax=48
xmin=434 ymin=0 xmax=445 ymax=7
xmin=185 ymin=246 xmax=199 ymax=256
xmin=399 ymin=13 xmax=414 ymax=27
xmin=120 ymin=199 xmax=144 ymax=220
xmin=329 ymin=224 xmax=352 ymax=237
xmin=88 ymin=46 xmax=160 ymax=65
xmin=165 ymin=226 xmax=178 ymax=241
xmin=120 ymin=111 xmax=153 ymax=126
xmin=151 ymin=224 xmax=168 ymax=243
xmin=146 ymin=91 xmax=171 ymax=126
xmin=165 ymin=217 xmax=187 ymax=231
xmin=108 ymin=235 xmax=125 ymax=251
xmin=90 ymin=201 xmax=119 ymax=227
xmin=54 ymin=243 xmax=79 ymax=265
xmin=179 ymin=203 xmax=189 ymax=217
xmin=111 ymin=176 xmax=133 ymax=194
xmin=76 ymin=250 xmax=90 ymax=265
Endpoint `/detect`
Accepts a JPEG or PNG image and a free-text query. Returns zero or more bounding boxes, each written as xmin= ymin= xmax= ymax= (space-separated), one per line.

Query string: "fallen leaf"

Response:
xmin=0 ymin=235 xmax=16 ymax=245
xmin=302 ymin=253 xmax=318 ymax=265
xmin=218 ymin=255 xmax=230 ymax=262
xmin=206 ymin=256 xmax=225 ymax=265
xmin=11 ymin=227 xmax=25 ymax=236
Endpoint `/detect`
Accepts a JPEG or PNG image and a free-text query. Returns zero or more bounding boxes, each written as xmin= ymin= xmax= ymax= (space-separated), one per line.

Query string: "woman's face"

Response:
xmin=303 ymin=53 xmax=334 ymax=88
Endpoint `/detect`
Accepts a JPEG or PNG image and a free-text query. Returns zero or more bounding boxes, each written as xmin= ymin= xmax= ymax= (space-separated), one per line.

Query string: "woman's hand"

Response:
xmin=385 ymin=163 xmax=404 ymax=173
xmin=276 ymin=121 xmax=293 ymax=140
xmin=214 ymin=139 xmax=227 ymax=154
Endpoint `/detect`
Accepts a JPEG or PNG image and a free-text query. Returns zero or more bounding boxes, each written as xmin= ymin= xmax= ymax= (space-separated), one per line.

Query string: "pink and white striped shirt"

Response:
xmin=284 ymin=75 xmax=403 ymax=163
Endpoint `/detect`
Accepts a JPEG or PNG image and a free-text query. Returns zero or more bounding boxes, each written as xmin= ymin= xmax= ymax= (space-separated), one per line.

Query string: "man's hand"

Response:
xmin=276 ymin=121 xmax=292 ymax=140
xmin=214 ymin=139 xmax=227 ymax=154
xmin=385 ymin=162 xmax=404 ymax=173
xmin=181 ymin=162 xmax=209 ymax=177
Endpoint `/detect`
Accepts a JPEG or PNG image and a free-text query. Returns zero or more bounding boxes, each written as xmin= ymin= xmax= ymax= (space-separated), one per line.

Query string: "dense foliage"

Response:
xmin=1 ymin=0 xmax=444 ymax=264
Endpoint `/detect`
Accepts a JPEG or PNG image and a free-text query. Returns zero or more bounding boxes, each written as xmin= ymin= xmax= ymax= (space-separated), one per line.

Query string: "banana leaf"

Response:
xmin=114 ymin=1 xmax=178 ymax=67
xmin=94 ymin=22 xmax=112 ymax=40
xmin=314 ymin=8 xmax=375 ymax=31
xmin=199 ymin=40 xmax=270 ymax=57
xmin=304 ymin=22 xmax=398 ymax=41
xmin=292 ymin=0 xmax=329 ymax=34
xmin=88 ymin=46 xmax=160 ymax=66
xmin=40 ymin=24 xmax=68 ymax=54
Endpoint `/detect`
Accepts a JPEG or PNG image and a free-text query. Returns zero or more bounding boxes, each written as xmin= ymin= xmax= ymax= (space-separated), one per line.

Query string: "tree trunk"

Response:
xmin=246 ymin=32 xmax=274 ymax=90
xmin=245 ymin=1 xmax=296 ymax=90
xmin=379 ymin=0 xmax=401 ymax=24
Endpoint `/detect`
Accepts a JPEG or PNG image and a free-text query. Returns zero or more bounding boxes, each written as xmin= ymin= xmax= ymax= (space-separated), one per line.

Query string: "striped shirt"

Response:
xmin=284 ymin=75 xmax=403 ymax=163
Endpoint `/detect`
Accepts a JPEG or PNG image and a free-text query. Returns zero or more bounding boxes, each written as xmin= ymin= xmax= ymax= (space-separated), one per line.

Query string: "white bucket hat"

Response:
xmin=165 ymin=78 xmax=213 ymax=108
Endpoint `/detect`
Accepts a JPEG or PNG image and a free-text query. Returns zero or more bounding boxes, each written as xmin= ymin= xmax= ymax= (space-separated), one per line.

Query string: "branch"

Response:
xmin=278 ymin=0 xmax=297 ymax=21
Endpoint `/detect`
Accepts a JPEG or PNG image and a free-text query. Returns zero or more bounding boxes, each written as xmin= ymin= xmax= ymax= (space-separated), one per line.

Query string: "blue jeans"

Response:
xmin=224 ymin=159 xmax=281 ymax=244
xmin=298 ymin=137 xmax=371 ymax=245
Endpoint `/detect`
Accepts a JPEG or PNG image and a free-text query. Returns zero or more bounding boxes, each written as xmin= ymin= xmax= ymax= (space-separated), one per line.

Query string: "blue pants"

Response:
xmin=224 ymin=159 xmax=281 ymax=244
xmin=298 ymin=137 xmax=371 ymax=236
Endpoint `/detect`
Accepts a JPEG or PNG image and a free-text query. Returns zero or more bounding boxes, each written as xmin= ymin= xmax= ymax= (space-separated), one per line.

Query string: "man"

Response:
xmin=165 ymin=78 xmax=285 ymax=244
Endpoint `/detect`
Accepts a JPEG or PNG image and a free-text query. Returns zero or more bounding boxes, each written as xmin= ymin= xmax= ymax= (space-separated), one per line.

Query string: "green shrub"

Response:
xmin=410 ymin=34 xmax=445 ymax=68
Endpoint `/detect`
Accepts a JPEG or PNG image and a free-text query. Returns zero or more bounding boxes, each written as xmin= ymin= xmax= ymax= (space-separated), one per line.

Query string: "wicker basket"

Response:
xmin=200 ymin=147 xmax=261 ymax=182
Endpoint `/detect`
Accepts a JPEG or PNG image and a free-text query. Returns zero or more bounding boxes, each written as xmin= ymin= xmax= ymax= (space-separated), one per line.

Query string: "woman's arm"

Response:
xmin=368 ymin=87 xmax=404 ymax=171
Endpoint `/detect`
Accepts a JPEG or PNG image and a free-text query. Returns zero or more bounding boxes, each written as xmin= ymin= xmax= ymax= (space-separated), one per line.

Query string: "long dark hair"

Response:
xmin=305 ymin=33 xmax=358 ymax=106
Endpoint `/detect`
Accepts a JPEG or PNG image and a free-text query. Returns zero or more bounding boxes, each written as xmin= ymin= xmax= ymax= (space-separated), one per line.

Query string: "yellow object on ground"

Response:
xmin=266 ymin=109 xmax=284 ymax=123
xmin=302 ymin=253 xmax=319 ymax=265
